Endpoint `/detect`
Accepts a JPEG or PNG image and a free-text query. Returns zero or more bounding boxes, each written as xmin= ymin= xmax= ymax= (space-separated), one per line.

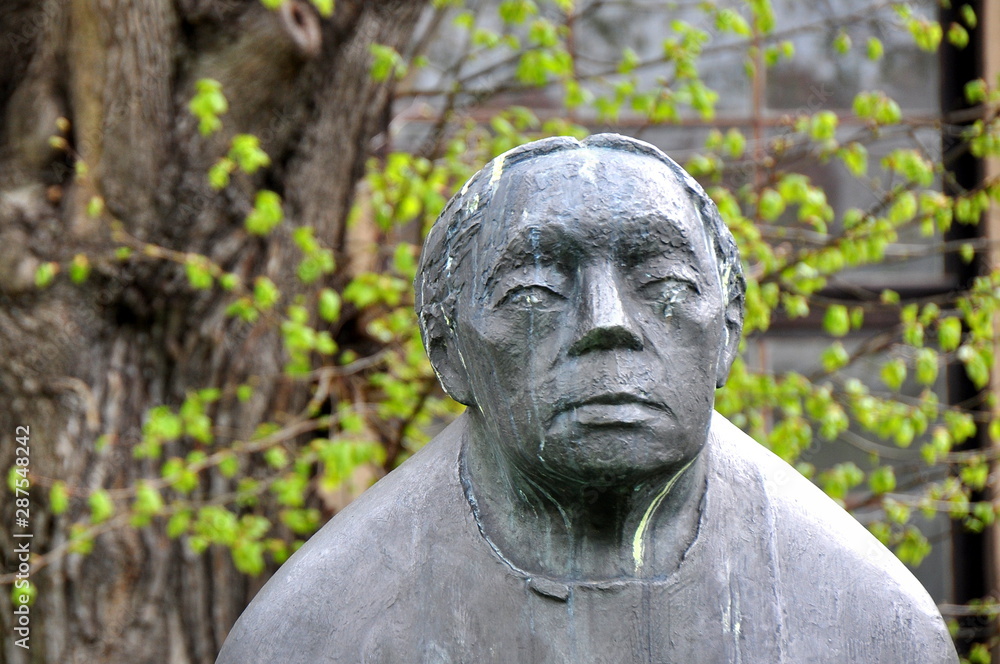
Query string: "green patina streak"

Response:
xmin=632 ymin=457 xmax=696 ymax=571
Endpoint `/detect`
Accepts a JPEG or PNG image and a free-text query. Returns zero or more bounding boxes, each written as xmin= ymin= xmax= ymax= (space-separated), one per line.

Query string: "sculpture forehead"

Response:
xmin=493 ymin=148 xmax=693 ymax=215
xmin=476 ymin=148 xmax=707 ymax=259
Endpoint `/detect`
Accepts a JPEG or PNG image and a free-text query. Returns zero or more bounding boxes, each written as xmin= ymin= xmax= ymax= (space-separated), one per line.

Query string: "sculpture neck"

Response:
xmin=461 ymin=418 xmax=706 ymax=581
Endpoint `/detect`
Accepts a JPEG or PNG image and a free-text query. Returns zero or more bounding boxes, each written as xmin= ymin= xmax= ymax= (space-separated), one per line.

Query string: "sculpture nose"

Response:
xmin=568 ymin=267 xmax=643 ymax=356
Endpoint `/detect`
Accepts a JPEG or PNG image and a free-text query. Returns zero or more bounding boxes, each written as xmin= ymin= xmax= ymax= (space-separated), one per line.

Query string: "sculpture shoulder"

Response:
xmin=216 ymin=417 xmax=470 ymax=664
xmin=708 ymin=412 xmax=957 ymax=663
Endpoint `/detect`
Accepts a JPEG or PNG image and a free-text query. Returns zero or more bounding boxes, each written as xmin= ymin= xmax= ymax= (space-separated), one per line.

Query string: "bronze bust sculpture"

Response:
xmin=217 ymin=134 xmax=958 ymax=663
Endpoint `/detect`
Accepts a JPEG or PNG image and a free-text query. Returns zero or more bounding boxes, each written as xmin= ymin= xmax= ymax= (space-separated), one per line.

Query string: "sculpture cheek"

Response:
xmin=480 ymin=307 xmax=565 ymax=343
xmin=674 ymin=297 xmax=725 ymax=331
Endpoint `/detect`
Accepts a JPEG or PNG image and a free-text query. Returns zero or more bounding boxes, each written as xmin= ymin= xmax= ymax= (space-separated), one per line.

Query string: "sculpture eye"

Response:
xmin=639 ymin=277 xmax=696 ymax=318
xmin=500 ymin=284 xmax=564 ymax=309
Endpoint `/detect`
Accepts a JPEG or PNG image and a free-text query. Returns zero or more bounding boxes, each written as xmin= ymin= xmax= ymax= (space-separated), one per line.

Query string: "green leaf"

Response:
xmin=133 ymin=482 xmax=165 ymax=519
xmin=968 ymin=643 xmax=990 ymax=664
xmin=923 ymin=427 xmax=952 ymax=464
xmin=961 ymin=461 xmax=989 ymax=491
xmin=820 ymin=462 xmax=864 ymax=500
xmin=946 ymin=22 xmax=968 ymax=49
xmin=188 ymin=78 xmax=228 ymax=135
xmin=167 ymin=511 xmax=192 ymax=538
xmin=184 ymin=256 xmax=214 ymax=290
xmin=219 ymin=453 xmax=239 ymax=478
xmin=69 ymin=254 xmax=91 ymax=283
xmin=960 ymin=4 xmax=977 ymax=28
xmin=757 ymin=188 xmax=785 ymax=221
xmin=452 ymin=11 xmax=474 ymax=29
xmin=887 ymin=191 xmax=917 ymax=224
xmin=782 ymin=293 xmax=810 ymax=319
xmin=34 ymin=262 xmax=58 ymax=288
xmin=264 ymin=447 xmax=290 ymax=469
xmin=230 ymin=134 xmax=271 ymax=174
xmin=316 ymin=331 xmax=336 ymax=355
xmin=869 ymin=521 xmax=891 ymax=545
xmin=869 ymin=466 xmax=896 ymax=495
xmin=281 ymin=508 xmax=321 ymax=535
xmin=253 ymin=276 xmax=280 ymax=310
xmin=207 ymin=160 xmax=232 ymax=190
xmin=245 ymin=190 xmax=284 ymax=235
xmin=528 ymin=19 xmax=558 ymax=48
xmin=50 ymin=481 xmax=70 ymax=515
xmin=11 ymin=580 xmax=36 ymax=608
xmin=319 ymin=288 xmax=342 ymax=322
xmin=310 ymin=0 xmax=333 ymax=17
xmin=853 ymin=91 xmax=901 ymax=125
xmin=68 ymin=524 xmax=94 ymax=555
xmin=965 ymin=79 xmax=987 ymax=104
xmin=499 ymin=0 xmax=538 ymax=24
xmin=89 ymin=489 xmax=115 ymax=524
xmin=958 ymin=344 xmax=991 ymax=388
xmin=883 ymin=149 xmax=934 ymax=187
xmin=822 ymin=304 xmax=850 ymax=337
xmin=915 ymin=348 xmax=939 ymax=385
xmin=838 ymin=142 xmax=868 ymax=176
xmin=906 ymin=17 xmax=942 ymax=53
xmin=832 ymin=32 xmax=851 ymax=55
xmin=715 ymin=9 xmax=751 ymax=37
xmin=225 ymin=298 xmax=259 ymax=322
xmin=162 ymin=457 xmax=199 ymax=493
xmin=880 ymin=358 xmax=907 ymax=390
xmin=895 ymin=527 xmax=931 ymax=566
xmin=849 ymin=307 xmax=864 ymax=330
xmin=87 ymin=196 xmax=105 ymax=219
xmin=821 ymin=342 xmax=849 ymax=372
xmin=369 ymin=44 xmax=406 ymax=82
xmin=938 ymin=317 xmax=962 ymax=351
xmin=145 ymin=406 xmax=184 ymax=444
xmin=884 ymin=499 xmax=910 ymax=524
xmin=618 ymin=47 xmax=640 ymax=74
xmin=722 ymin=128 xmax=746 ymax=158
xmin=232 ymin=540 xmax=266 ymax=575
xmin=219 ymin=273 xmax=240 ymax=291
xmin=866 ymin=37 xmax=884 ymax=61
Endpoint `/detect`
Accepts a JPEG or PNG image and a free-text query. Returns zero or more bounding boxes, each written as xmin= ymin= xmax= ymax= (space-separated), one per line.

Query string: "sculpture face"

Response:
xmin=451 ymin=149 xmax=734 ymax=487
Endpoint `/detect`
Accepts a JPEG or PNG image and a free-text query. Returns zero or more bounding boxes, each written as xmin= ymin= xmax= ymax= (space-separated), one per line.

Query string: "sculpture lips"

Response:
xmin=562 ymin=394 xmax=668 ymax=426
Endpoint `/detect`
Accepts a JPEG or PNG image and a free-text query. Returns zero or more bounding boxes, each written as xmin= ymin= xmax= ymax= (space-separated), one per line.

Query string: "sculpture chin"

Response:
xmin=531 ymin=418 xmax=704 ymax=489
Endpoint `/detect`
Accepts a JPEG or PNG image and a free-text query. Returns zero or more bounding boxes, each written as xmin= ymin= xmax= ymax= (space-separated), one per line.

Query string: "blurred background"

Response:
xmin=1 ymin=0 xmax=999 ymax=661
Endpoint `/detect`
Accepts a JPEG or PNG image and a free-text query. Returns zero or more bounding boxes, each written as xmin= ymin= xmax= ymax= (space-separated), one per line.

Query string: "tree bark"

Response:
xmin=0 ymin=1 xmax=425 ymax=662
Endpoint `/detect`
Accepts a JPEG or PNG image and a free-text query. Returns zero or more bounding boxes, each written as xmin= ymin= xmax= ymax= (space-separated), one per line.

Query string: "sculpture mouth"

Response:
xmin=569 ymin=393 xmax=666 ymax=410
xmin=557 ymin=393 xmax=670 ymax=426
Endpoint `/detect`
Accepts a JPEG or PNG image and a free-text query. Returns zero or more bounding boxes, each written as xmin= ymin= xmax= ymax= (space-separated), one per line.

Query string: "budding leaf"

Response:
xmin=89 ymin=489 xmax=115 ymax=524
xmin=823 ymin=304 xmax=850 ymax=337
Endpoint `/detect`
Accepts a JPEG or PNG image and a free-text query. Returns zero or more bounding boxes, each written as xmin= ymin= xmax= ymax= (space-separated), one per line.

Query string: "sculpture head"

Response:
xmin=415 ymin=134 xmax=745 ymax=488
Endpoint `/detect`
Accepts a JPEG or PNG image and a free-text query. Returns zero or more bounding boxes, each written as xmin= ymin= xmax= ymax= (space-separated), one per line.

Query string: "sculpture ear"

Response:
xmin=715 ymin=294 xmax=744 ymax=389
xmin=423 ymin=322 xmax=476 ymax=407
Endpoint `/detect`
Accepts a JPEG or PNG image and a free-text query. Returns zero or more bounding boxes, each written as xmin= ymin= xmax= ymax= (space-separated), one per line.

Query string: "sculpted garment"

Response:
xmin=217 ymin=412 xmax=958 ymax=663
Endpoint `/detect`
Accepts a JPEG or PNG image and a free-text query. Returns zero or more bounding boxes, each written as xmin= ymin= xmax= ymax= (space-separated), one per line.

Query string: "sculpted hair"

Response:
xmin=414 ymin=133 xmax=746 ymax=359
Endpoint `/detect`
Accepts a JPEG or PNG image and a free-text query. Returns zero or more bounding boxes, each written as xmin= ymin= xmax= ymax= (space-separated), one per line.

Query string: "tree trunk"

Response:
xmin=0 ymin=1 xmax=425 ymax=661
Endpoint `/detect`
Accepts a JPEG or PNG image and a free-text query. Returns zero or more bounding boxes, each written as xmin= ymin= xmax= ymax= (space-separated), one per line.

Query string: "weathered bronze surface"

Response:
xmin=218 ymin=135 xmax=958 ymax=663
